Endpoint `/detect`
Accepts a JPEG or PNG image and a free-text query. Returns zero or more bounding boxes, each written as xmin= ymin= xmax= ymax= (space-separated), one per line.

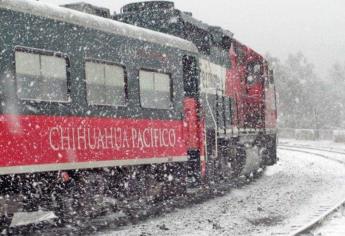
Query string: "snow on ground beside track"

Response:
xmin=99 ymin=141 xmax=345 ymax=236
xmin=264 ymin=161 xmax=284 ymax=177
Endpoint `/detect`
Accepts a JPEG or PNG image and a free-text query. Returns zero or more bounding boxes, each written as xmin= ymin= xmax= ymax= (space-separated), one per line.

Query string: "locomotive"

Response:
xmin=114 ymin=1 xmax=278 ymax=177
xmin=0 ymin=0 xmax=277 ymax=222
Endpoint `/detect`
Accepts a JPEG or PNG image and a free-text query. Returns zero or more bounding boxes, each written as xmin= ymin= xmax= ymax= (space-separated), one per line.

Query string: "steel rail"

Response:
xmin=279 ymin=145 xmax=345 ymax=165
xmin=278 ymin=145 xmax=345 ymax=235
xmin=279 ymin=143 xmax=345 ymax=156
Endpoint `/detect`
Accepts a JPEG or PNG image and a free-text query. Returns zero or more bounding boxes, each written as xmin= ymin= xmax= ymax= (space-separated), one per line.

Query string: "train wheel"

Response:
xmin=230 ymin=146 xmax=246 ymax=178
xmin=265 ymin=135 xmax=277 ymax=166
xmin=167 ymin=162 xmax=188 ymax=197
xmin=270 ymin=135 xmax=278 ymax=165
xmin=156 ymin=163 xmax=187 ymax=201
xmin=78 ymin=171 xmax=107 ymax=217
xmin=0 ymin=216 xmax=12 ymax=233
xmin=54 ymin=178 xmax=80 ymax=224
xmin=205 ymin=149 xmax=218 ymax=185
xmin=55 ymin=171 xmax=107 ymax=222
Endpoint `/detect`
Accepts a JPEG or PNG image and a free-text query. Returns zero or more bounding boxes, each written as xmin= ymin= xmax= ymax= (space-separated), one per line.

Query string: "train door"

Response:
xmin=182 ymin=55 xmax=203 ymax=182
xmin=215 ymin=92 xmax=234 ymax=177
xmin=216 ymin=92 xmax=232 ymax=135
xmin=183 ymin=56 xmax=200 ymax=149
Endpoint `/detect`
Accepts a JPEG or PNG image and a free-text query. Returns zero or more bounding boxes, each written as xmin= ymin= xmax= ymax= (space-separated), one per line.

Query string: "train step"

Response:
xmin=10 ymin=211 xmax=57 ymax=227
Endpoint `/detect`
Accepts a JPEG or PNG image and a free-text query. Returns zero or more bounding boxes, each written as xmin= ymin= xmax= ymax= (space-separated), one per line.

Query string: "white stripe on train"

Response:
xmin=0 ymin=156 xmax=189 ymax=175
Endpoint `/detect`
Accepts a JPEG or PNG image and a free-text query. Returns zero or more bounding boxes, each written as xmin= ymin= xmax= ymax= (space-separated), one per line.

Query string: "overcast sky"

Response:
xmin=41 ymin=0 xmax=345 ymax=77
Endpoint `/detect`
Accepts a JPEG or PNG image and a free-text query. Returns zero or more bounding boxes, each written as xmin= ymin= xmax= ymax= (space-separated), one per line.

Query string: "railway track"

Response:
xmin=278 ymin=144 xmax=345 ymax=236
xmin=280 ymin=143 xmax=345 ymax=156
xmin=279 ymin=145 xmax=345 ymax=166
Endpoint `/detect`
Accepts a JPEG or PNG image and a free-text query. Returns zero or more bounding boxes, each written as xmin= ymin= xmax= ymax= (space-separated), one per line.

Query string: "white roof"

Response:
xmin=0 ymin=0 xmax=198 ymax=53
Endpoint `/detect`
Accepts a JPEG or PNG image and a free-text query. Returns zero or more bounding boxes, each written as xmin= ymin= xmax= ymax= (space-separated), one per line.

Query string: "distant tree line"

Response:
xmin=266 ymin=52 xmax=345 ymax=129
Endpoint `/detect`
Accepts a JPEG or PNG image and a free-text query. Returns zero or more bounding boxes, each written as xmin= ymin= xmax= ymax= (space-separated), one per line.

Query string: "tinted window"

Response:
xmin=139 ymin=70 xmax=171 ymax=109
xmin=15 ymin=50 xmax=69 ymax=102
xmin=85 ymin=61 xmax=126 ymax=106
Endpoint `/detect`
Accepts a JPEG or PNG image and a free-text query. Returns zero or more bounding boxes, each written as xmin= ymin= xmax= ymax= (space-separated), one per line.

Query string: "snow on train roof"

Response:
xmin=0 ymin=0 xmax=198 ymax=53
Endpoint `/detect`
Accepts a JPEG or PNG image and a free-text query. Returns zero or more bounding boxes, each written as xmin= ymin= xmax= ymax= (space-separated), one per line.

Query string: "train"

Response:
xmin=0 ymin=0 xmax=277 ymax=223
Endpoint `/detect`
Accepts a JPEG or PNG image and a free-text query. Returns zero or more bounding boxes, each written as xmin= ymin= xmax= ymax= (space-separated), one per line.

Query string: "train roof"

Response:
xmin=0 ymin=0 xmax=198 ymax=53
xmin=232 ymin=39 xmax=264 ymax=62
xmin=116 ymin=1 xmax=234 ymax=51
xmin=119 ymin=1 xmax=233 ymax=38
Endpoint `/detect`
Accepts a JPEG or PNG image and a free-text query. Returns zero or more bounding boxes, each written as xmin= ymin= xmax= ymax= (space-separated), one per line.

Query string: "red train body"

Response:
xmin=227 ymin=39 xmax=274 ymax=130
xmin=0 ymin=115 xmax=187 ymax=175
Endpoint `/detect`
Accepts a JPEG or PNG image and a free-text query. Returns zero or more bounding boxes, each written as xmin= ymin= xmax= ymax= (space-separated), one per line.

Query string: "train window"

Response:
xmin=15 ymin=50 xmax=69 ymax=102
xmin=246 ymin=63 xmax=262 ymax=85
xmin=246 ymin=75 xmax=255 ymax=85
xmin=139 ymin=70 xmax=171 ymax=109
xmin=254 ymin=64 xmax=261 ymax=73
xmin=85 ymin=60 xmax=126 ymax=107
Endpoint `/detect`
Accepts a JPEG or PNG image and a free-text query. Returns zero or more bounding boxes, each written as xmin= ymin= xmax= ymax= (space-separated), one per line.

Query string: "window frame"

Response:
xmin=84 ymin=58 xmax=128 ymax=107
xmin=14 ymin=46 xmax=71 ymax=103
xmin=138 ymin=68 xmax=174 ymax=110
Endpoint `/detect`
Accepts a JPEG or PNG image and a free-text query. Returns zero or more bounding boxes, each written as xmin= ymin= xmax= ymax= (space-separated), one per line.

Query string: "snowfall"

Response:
xmin=98 ymin=139 xmax=345 ymax=236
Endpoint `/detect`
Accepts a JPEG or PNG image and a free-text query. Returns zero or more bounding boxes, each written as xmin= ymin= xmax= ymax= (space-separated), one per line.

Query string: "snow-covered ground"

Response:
xmin=99 ymin=140 xmax=345 ymax=236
